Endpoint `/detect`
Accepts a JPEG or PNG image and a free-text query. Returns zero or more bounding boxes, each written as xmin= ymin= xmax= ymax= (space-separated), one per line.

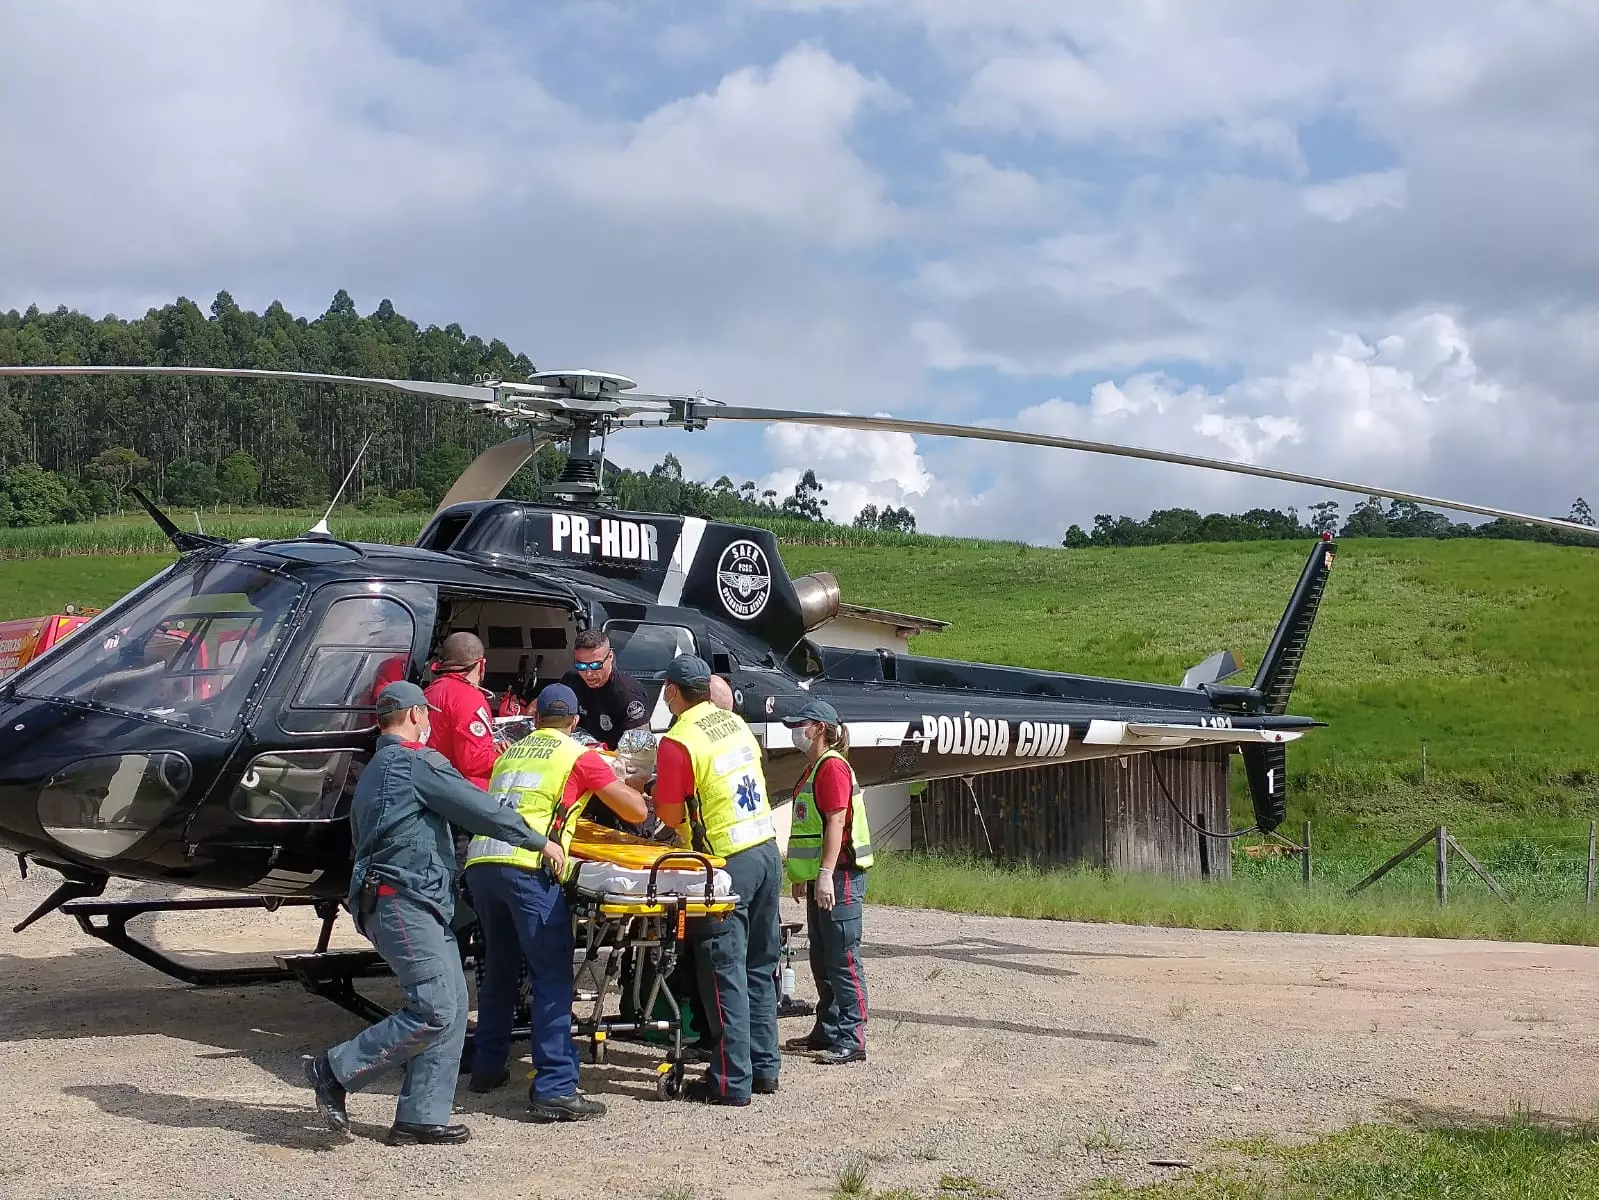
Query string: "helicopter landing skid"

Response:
xmin=60 ymin=894 xmax=356 ymax=988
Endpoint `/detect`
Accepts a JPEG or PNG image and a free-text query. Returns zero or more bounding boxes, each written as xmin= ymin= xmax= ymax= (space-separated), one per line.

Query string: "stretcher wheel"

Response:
xmin=656 ymin=1062 xmax=684 ymax=1101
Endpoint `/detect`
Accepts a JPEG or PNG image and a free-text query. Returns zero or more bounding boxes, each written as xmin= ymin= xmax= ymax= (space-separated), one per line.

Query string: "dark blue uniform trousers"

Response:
xmin=464 ymin=862 xmax=580 ymax=1101
xmin=692 ymin=838 xmax=783 ymax=1100
xmin=327 ymin=893 xmax=469 ymax=1127
xmin=806 ymin=864 xmax=869 ymax=1053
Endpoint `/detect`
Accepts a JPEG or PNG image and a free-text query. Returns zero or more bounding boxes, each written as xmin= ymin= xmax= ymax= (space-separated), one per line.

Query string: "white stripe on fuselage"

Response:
xmin=657 ymin=517 xmax=706 ymax=607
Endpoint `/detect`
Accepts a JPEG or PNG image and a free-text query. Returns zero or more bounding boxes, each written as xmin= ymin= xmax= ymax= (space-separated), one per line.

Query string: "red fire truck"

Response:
xmin=0 ymin=607 xmax=98 ymax=681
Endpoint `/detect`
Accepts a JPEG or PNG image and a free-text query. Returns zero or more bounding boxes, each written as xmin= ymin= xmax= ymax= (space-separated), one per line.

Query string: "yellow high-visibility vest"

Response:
xmin=464 ymin=728 xmax=591 ymax=881
xmin=662 ymin=701 xmax=775 ymax=856
xmin=786 ymin=750 xmax=874 ymax=883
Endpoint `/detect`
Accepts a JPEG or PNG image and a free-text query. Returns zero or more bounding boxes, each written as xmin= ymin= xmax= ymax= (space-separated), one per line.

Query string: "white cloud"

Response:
xmin=761 ymin=422 xmax=932 ymax=524
xmin=561 ymin=46 xmax=899 ymax=248
xmin=1302 ymin=170 xmax=1408 ymax=223
xmin=909 ymin=312 xmax=1590 ymax=543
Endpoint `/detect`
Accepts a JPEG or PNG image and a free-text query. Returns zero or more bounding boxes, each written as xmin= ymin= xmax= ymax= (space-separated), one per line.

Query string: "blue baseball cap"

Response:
xmin=781 ymin=699 xmax=841 ymax=728
xmin=376 ymin=680 xmax=438 ymax=716
xmin=664 ymin=654 xmax=713 ymax=689
xmin=537 ymin=682 xmax=582 ymax=717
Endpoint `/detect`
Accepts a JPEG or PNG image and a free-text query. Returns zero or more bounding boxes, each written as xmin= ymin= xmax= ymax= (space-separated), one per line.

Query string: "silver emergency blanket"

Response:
xmin=572 ymin=860 xmax=734 ymax=900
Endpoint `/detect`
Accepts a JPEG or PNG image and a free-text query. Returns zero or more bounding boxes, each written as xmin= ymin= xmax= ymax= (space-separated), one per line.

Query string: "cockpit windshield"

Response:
xmin=13 ymin=560 xmax=303 ymax=735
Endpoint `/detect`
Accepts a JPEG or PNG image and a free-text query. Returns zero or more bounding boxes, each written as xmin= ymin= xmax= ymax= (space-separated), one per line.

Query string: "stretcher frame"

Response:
xmin=567 ymin=850 xmax=734 ymax=1100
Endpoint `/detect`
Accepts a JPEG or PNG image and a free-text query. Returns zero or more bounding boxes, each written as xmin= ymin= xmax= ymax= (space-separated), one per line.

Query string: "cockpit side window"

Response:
xmin=279 ymin=595 xmax=416 ymax=734
xmin=602 ymin=621 xmax=698 ymax=681
xmin=12 ymin=560 xmax=302 ymax=736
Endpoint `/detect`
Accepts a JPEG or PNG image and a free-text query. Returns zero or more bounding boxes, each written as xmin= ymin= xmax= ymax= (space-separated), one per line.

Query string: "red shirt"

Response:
xmin=563 ymin=750 xmax=620 ymax=814
xmin=653 ymin=737 xmax=694 ymax=830
xmin=805 ymin=756 xmax=853 ymax=817
xmin=368 ymin=653 xmax=409 ymax=708
xmin=423 ymin=673 xmax=499 ymax=791
xmin=798 ymin=755 xmax=859 ymax=882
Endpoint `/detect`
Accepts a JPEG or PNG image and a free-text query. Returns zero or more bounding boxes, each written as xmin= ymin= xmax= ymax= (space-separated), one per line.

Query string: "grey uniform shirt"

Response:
xmin=347 ymin=733 xmax=546 ymax=925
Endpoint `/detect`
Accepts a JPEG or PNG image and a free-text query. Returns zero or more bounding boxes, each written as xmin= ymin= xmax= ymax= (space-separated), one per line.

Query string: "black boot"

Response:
xmin=302 ymin=1053 xmax=349 ymax=1133
xmin=467 ymin=1067 xmax=510 ymax=1094
xmin=386 ymin=1122 xmax=472 ymax=1146
xmin=814 ymin=1045 xmax=866 ymax=1065
xmin=528 ymin=1091 xmax=607 ymax=1123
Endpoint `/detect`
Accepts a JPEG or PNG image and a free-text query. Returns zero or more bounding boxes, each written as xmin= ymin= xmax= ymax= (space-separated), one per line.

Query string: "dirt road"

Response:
xmin=2 ymin=863 xmax=1597 ymax=1200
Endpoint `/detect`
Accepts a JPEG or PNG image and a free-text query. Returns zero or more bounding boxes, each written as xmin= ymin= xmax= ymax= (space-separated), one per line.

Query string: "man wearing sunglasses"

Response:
xmin=559 ymin=629 xmax=650 ymax=753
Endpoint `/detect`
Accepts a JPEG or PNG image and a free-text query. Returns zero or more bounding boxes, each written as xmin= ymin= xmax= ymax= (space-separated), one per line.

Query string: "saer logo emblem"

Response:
xmin=716 ymin=539 xmax=771 ymax=620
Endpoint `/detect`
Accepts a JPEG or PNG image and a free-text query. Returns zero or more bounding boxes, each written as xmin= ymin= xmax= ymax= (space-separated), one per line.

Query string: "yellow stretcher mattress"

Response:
xmin=567 ymin=819 xmax=726 ymax=871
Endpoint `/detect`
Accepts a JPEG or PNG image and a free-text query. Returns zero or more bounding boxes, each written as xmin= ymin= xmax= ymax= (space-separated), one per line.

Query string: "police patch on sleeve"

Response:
xmin=469 ymin=720 xmax=488 ymax=738
xmin=626 ymin=700 xmax=647 ymax=721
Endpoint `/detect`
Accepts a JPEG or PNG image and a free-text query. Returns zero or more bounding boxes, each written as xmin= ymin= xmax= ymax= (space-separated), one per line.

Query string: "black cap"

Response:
xmin=375 ymin=681 xmax=439 ymax=716
xmin=781 ymin=699 xmax=841 ymax=728
xmin=664 ymin=654 xmax=713 ymax=689
xmin=536 ymin=683 xmax=582 ymax=717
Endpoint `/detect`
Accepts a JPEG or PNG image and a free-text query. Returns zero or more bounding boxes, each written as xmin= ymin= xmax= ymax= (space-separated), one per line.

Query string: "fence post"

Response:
xmin=1302 ymin=820 xmax=1312 ymax=887
xmin=1588 ymin=821 xmax=1596 ymax=906
xmin=1435 ymin=824 xmax=1448 ymax=906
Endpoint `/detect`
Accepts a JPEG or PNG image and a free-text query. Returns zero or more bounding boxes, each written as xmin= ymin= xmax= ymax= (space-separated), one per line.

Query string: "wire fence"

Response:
xmin=1231 ymin=823 xmax=1599 ymax=906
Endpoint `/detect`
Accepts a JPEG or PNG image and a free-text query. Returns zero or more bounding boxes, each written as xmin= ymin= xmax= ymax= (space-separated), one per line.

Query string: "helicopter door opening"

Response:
xmin=430 ymin=594 xmax=579 ymax=704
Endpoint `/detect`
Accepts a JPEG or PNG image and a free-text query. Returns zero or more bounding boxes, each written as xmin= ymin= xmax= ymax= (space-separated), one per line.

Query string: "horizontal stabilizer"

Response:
xmin=1086 ymin=720 xmax=1303 ymax=747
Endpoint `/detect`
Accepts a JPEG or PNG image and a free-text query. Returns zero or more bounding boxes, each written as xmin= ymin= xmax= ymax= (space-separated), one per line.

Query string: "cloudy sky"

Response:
xmin=1 ymin=0 xmax=1594 ymax=541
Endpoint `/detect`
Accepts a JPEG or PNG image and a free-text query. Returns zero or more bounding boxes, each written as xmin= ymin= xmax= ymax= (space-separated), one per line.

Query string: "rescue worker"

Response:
xmin=302 ymin=681 xmax=557 ymax=1146
xmin=424 ymin=631 xmax=500 ymax=791
xmin=652 ymin=654 xmax=782 ymax=1105
xmin=560 ymin=629 xmax=650 ymax=751
xmin=462 ymin=684 xmax=648 ymax=1120
xmin=781 ymin=700 xmax=871 ymax=1064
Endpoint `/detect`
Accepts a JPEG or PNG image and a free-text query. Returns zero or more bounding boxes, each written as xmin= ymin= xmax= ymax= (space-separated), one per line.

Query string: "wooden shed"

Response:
xmin=914 ymin=747 xmax=1232 ymax=880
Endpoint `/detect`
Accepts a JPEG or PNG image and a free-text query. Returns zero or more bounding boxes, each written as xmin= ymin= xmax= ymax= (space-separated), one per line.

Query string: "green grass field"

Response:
xmin=1072 ymin=1115 xmax=1599 ymax=1200
xmin=784 ymin=537 xmax=1599 ymax=837
xmin=870 ymin=852 xmax=1599 ymax=944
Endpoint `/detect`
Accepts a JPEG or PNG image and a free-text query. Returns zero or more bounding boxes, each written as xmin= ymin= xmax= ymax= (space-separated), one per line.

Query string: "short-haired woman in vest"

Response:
xmin=780 ymin=700 xmax=872 ymax=1064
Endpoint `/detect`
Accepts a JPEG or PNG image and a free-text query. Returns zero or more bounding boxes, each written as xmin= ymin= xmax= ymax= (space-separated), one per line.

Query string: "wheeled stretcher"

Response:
xmin=567 ymin=848 xmax=736 ymax=1100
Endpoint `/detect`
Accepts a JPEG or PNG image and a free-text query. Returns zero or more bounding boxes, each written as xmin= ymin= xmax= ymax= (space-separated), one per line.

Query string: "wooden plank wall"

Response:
xmin=917 ymin=748 xmax=1231 ymax=880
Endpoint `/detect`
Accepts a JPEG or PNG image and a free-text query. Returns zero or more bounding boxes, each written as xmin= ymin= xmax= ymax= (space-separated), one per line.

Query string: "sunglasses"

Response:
xmin=572 ymin=653 xmax=611 ymax=673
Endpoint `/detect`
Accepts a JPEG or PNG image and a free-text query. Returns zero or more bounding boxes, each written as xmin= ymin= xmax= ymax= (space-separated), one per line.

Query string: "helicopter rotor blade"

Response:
xmin=0 ymin=364 xmax=499 ymax=405
xmin=707 ymin=405 xmax=1595 ymax=538
xmin=435 ymin=432 xmax=554 ymax=513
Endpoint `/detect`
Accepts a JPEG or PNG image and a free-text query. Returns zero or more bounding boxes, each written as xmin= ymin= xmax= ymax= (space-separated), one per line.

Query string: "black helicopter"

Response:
xmin=0 ymin=363 xmax=1588 ymax=1002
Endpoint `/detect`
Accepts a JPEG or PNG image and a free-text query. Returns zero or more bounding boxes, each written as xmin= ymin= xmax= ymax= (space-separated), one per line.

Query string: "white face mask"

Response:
xmin=791 ymin=725 xmax=813 ymax=751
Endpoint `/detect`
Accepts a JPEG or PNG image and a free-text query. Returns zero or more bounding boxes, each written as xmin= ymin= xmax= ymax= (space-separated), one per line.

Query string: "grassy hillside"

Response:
xmin=3 ymin=533 xmax=1595 ymax=838
xmin=783 ymin=538 xmax=1599 ymax=836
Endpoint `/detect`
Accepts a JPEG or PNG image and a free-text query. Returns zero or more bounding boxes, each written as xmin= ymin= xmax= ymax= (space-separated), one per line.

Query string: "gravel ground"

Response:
xmin=3 ymin=861 xmax=1598 ymax=1200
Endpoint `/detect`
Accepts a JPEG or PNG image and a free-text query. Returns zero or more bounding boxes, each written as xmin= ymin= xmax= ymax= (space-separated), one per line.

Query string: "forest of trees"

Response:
xmin=1063 ymin=496 xmax=1598 ymax=549
xmin=0 ymin=291 xmax=913 ymax=530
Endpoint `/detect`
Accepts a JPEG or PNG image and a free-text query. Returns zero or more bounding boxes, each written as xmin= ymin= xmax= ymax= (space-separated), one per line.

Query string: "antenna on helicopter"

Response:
xmin=309 ymin=432 xmax=374 ymax=537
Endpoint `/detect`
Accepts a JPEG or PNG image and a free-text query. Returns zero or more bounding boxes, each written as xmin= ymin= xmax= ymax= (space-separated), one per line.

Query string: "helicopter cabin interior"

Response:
xmin=425 ymin=592 xmax=696 ymax=715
